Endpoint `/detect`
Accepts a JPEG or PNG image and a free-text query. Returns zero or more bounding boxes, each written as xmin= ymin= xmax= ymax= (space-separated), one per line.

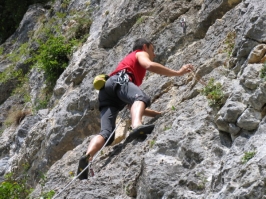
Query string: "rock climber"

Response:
xmin=78 ymin=38 xmax=194 ymax=179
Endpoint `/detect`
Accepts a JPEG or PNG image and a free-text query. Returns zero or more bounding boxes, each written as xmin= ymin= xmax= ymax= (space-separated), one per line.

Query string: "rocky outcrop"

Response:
xmin=0 ymin=0 xmax=266 ymax=198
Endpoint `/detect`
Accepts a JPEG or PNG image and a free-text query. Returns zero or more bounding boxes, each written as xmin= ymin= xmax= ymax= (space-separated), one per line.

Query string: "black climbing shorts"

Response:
xmin=98 ymin=73 xmax=151 ymax=145
xmin=99 ymin=106 xmax=119 ymax=145
xmin=98 ymin=74 xmax=151 ymax=110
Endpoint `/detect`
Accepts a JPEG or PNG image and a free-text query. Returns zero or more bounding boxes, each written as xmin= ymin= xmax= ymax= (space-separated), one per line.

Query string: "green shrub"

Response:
xmin=34 ymin=35 xmax=76 ymax=87
xmin=241 ymin=151 xmax=256 ymax=164
xmin=260 ymin=62 xmax=266 ymax=81
xmin=0 ymin=172 xmax=32 ymax=199
xmin=41 ymin=190 xmax=55 ymax=199
xmin=56 ymin=12 xmax=67 ymax=19
xmin=218 ymin=31 xmax=236 ymax=57
xmin=35 ymin=98 xmax=50 ymax=111
xmin=61 ymin=0 xmax=71 ymax=9
xmin=7 ymin=42 xmax=30 ymax=63
xmin=66 ymin=11 xmax=93 ymax=42
xmin=0 ymin=43 xmax=30 ymax=83
xmin=39 ymin=173 xmax=55 ymax=199
xmin=0 ymin=43 xmax=31 ymax=99
xmin=72 ymin=17 xmax=92 ymax=41
xmin=32 ymin=86 xmax=53 ymax=111
xmin=224 ymin=32 xmax=236 ymax=57
xmin=12 ymin=72 xmax=32 ymax=103
xmin=200 ymin=78 xmax=224 ymax=107
xmin=0 ymin=66 xmax=23 ymax=84
xmin=136 ymin=16 xmax=145 ymax=25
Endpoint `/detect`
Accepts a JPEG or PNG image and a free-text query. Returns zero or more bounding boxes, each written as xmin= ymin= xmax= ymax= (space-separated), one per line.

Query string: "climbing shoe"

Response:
xmin=128 ymin=124 xmax=155 ymax=140
xmin=77 ymin=154 xmax=89 ymax=180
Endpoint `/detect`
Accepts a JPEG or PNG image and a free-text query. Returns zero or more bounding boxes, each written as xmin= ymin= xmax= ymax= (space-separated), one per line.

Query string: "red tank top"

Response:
xmin=109 ymin=50 xmax=146 ymax=86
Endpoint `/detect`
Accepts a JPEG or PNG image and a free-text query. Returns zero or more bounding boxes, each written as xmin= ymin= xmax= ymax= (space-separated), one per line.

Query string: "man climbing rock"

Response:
xmin=78 ymin=38 xmax=194 ymax=179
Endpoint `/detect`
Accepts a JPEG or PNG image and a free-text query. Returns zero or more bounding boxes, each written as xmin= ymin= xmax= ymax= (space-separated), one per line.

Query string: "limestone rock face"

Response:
xmin=0 ymin=0 xmax=266 ymax=198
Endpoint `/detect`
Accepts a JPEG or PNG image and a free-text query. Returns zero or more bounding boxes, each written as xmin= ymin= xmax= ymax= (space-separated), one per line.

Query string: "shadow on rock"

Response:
xmin=100 ymin=135 xmax=147 ymax=169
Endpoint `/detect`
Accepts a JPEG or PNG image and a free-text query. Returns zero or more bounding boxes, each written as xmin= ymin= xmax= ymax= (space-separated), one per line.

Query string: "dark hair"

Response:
xmin=132 ymin=38 xmax=153 ymax=51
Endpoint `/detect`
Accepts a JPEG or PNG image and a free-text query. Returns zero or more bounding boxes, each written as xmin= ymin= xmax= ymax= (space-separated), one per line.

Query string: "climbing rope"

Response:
xmin=191 ymin=70 xmax=207 ymax=86
xmin=52 ymin=108 xmax=128 ymax=199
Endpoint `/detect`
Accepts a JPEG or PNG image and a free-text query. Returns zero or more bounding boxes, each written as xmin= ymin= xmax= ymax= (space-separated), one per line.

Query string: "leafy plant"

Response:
xmin=224 ymin=32 xmax=236 ymax=57
xmin=39 ymin=173 xmax=55 ymax=199
xmin=34 ymin=35 xmax=76 ymax=87
xmin=0 ymin=0 xmax=94 ymax=116
xmin=125 ymin=182 xmax=134 ymax=196
xmin=241 ymin=151 xmax=256 ymax=164
xmin=33 ymin=85 xmax=53 ymax=111
xmin=0 ymin=43 xmax=31 ymax=101
xmin=0 ymin=43 xmax=29 ymax=83
xmin=149 ymin=140 xmax=156 ymax=148
xmin=260 ymin=62 xmax=266 ymax=81
xmin=41 ymin=190 xmax=56 ymax=199
xmin=218 ymin=31 xmax=236 ymax=57
xmin=35 ymin=98 xmax=50 ymax=111
xmin=0 ymin=172 xmax=33 ymax=199
xmin=61 ymin=0 xmax=71 ymax=9
xmin=22 ymin=163 xmax=31 ymax=172
xmin=0 ymin=66 xmax=23 ymax=84
xmin=7 ymin=42 xmax=30 ymax=63
xmin=67 ymin=11 xmax=93 ymax=42
xmin=200 ymin=78 xmax=224 ymax=107
xmin=56 ymin=12 xmax=67 ymax=19
xmin=12 ymin=73 xmax=32 ymax=103
xmin=196 ymin=172 xmax=208 ymax=190
xmin=136 ymin=16 xmax=145 ymax=25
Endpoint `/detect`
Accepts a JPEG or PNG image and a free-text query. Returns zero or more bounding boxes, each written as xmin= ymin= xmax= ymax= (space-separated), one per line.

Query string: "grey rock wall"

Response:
xmin=0 ymin=0 xmax=266 ymax=198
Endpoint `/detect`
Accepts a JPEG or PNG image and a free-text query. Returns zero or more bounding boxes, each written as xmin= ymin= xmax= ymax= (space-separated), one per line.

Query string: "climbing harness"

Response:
xmin=52 ymin=108 xmax=128 ymax=199
xmin=114 ymin=69 xmax=130 ymax=85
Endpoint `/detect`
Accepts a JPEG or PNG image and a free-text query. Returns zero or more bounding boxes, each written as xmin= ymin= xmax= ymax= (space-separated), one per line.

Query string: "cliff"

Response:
xmin=0 ymin=0 xmax=266 ymax=198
